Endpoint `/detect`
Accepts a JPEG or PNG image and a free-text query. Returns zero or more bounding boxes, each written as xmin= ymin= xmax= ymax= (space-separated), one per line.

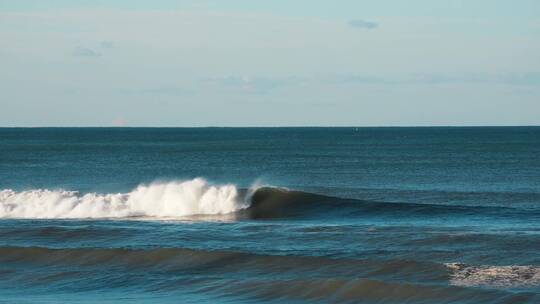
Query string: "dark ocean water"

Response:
xmin=0 ymin=127 xmax=539 ymax=303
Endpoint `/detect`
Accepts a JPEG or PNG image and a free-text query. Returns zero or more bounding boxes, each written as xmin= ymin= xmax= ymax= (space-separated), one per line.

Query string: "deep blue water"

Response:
xmin=0 ymin=127 xmax=539 ymax=303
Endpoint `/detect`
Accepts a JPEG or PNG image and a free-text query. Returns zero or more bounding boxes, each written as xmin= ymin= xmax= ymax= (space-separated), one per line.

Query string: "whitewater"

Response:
xmin=0 ymin=178 xmax=252 ymax=219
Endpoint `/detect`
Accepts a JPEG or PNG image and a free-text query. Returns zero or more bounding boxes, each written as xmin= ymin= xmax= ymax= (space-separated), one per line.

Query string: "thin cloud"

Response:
xmin=348 ymin=19 xmax=378 ymax=29
xmin=331 ymin=75 xmax=392 ymax=85
xmin=203 ymin=76 xmax=304 ymax=93
xmin=331 ymin=72 xmax=540 ymax=86
xmin=73 ymin=47 xmax=101 ymax=57
xmin=100 ymin=41 xmax=113 ymax=49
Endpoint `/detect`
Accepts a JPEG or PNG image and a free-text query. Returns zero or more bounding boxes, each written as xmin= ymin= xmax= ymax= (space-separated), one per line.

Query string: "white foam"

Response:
xmin=446 ymin=263 xmax=540 ymax=288
xmin=0 ymin=178 xmax=252 ymax=219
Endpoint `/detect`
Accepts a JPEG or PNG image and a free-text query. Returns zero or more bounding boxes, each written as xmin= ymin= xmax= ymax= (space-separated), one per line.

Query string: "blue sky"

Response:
xmin=1 ymin=0 xmax=539 ymax=126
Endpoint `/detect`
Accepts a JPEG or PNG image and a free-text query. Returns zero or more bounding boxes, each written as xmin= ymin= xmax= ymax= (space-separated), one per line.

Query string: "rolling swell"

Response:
xmin=1 ymin=246 xmax=537 ymax=303
xmin=244 ymin=187 xmax=534 ymax=220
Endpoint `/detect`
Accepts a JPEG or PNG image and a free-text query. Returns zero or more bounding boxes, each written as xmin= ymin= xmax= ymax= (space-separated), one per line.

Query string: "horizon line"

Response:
xmin=1 ymin=125 xmax=539 ymax=129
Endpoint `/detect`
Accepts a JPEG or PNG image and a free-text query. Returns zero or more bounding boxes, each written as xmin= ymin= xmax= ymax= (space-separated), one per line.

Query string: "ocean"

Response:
xmin=0 ymin=127 xmax=539 ymax=303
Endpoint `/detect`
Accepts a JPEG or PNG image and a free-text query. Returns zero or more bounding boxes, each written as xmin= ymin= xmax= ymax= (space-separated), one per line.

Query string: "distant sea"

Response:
xmin=1 ymin=127 xmax=539 ymax=303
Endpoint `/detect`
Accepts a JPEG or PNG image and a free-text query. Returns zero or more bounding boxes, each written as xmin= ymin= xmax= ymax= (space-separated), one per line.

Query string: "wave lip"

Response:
xmin=446 ymin=263 xmax=540 ymax=288
xmin=0 ymin=178 xmax=250 ymax=219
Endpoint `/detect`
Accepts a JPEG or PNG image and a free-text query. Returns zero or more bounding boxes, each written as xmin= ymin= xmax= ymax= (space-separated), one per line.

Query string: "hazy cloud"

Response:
xmin=73 ymin=47 xmax=101 ymax=57
xmin=409 ymin=72 xmax=540 ymax=85
xmin=332 ymin=72 xmax=540 ymax=86
xmin=348 ymin=19 xmax=378 ymax=29
xmin=203 ymin=76 xmax=304 ymax=93
xmin=331 ymin=75 xmax=391 ymax=85
xmin=494 ymin=72 xmax=540 ymax=85
xmin=100 ymin=41 xmax=113 ymax=48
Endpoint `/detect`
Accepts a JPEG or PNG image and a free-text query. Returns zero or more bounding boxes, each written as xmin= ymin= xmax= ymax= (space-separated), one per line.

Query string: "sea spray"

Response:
xmin=0 ymin=178 xmax=251 ymax=219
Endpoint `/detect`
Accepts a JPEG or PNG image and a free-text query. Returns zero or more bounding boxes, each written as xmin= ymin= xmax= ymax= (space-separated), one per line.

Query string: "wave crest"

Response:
xmin=0 ymin=178 xmax=250 ymax=219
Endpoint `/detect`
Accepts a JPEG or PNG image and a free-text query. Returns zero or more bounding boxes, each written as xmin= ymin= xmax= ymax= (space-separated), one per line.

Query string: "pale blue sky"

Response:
xmin=1 ymin=1 xmax=539 ymax=126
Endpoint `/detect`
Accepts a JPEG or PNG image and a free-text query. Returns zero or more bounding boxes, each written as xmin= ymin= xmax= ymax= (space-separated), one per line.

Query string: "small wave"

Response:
xmin=0 ymin=246 xmax=444 ymax=282
xmin=0 ymin=178 xmax=250 ymax=219
xmin=2 ymin=246 xmax=534 ymax=303
xmin=446 ymin=263 xmax=540 ymax=288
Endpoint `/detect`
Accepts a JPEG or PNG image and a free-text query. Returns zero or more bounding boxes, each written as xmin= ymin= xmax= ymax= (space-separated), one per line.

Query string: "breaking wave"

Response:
xmin=1 ymin=180 xmax=535 ymax=220
xmin=0 ymin=178 xmax=251 ymax=219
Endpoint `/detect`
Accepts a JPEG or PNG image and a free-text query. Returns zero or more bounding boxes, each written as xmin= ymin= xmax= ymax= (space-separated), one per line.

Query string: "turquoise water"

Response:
xmin=0 ymin=127 xmax=539 ymax=303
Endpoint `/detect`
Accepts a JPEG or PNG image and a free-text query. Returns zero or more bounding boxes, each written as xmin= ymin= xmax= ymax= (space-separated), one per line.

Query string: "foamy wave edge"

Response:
xmin=0 ymin=178 xmax=256 ymax=219
xmin=446 ymin=263 xmax=540 ymax=288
